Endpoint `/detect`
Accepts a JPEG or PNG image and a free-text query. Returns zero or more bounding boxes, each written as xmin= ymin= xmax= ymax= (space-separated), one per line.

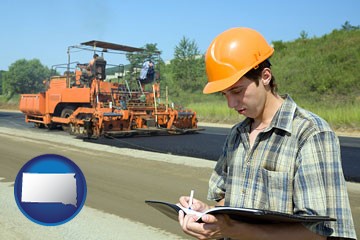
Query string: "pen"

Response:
xmin=188 ymin=190 xmax=194 ymax=209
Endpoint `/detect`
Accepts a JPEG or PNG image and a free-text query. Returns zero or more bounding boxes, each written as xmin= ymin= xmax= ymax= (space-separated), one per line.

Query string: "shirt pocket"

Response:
xmin=260 ymin=168 xmax=293 ymax=213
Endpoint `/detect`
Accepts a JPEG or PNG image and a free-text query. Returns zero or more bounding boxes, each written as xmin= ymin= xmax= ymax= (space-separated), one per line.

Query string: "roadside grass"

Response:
xmin=297 ymin=100 xmax=360 ymax=130
xmin=188 ymin=101 xmax=244 ymax=124
xmin=0 ymin=95 xmax=19 ymax=110
xmin=189 ymin=99 xmax=360 ymax=130
xmin=2 ymin=93 xmax=359 ymax=130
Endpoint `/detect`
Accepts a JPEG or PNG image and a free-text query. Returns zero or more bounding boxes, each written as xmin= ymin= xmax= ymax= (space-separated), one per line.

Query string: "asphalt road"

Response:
xmin=2 ymin=111 xmax=359 ymax=182
xmin=0 ymin=127 xmax=212 ymax=239
xmin=0 ymin=111 xmax=359 ymax=239
xmin=0 ymin=116 xmax=360 ymax=240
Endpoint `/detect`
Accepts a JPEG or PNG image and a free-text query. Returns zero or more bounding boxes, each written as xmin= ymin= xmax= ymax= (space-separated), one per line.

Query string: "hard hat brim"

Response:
xmin=203 ymin=67 xmax=249 ymax=94
xmin=203 ymin=49 xmax=274 ymax=94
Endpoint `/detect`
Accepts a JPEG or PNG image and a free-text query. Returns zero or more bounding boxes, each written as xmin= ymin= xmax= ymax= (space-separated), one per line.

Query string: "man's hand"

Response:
xmin=178 ymin=196 xmax=210 ymax=212
xmin=177 ymin=196 xmax=327 ymax=240
xmin=178 ymin=210 xmax=233 ymax=240
xmin=178 ymin=196 xmax=232 ymax=239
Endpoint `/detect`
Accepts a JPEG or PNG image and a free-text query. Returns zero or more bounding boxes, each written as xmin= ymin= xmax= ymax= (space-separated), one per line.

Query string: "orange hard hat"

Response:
xmin=203 ymin=27 xmax=274 ymax=94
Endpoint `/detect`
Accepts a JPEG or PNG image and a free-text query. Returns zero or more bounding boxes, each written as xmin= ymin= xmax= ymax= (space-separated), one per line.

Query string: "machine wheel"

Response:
xmin=46 ymin=122 xmax=57 ymax=130
xmin=61 ymin=107 xmax=75 ymax=132
xmin=34 ymin=123 xmax=45 ymax=128
xmin=167 ymin=129 xmax=183 ymax=135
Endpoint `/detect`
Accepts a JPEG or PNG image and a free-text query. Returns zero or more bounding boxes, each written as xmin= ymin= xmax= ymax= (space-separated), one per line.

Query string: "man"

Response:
xmin=139 ymin=60 xmax=155 ymax=91
xmin=88 ymin=53 xmax=99 ymax=69
xmin=178 ymin=27 xmax=356 ymax=239
xmin=78 ymin=53 xmax=99 ymax=81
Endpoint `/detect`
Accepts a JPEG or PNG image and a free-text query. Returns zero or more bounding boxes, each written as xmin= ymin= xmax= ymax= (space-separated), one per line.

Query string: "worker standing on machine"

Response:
xmin=139 ymin=59 xmax=155 ymax=91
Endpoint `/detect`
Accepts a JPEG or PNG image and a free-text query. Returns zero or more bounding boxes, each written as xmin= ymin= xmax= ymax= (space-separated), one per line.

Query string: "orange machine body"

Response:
xmin=19 ymin=40 xmax=199 ymax=138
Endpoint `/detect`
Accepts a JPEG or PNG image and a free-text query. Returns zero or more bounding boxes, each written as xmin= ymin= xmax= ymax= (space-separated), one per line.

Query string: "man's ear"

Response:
xmin=261 ymin=68 xmax=272 ymax=86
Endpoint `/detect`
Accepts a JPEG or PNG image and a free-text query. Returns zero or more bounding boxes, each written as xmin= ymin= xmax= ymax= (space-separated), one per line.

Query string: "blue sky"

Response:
xmin=1 ymin=0 xmax=359 ymax=71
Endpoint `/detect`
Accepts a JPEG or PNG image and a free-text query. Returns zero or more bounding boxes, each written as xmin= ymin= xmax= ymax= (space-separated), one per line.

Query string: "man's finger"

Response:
xmin=178 ymin=210 xmax=184 ymax=226
xmin=201 ymin=214 xmax=218 ymax=223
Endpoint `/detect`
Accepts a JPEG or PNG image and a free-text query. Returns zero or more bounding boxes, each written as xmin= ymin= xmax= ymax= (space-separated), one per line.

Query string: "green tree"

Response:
xmin=341 ymin=21 xmax=360 ymax=31
xmin=171 ymin=36 xmax=205 ymax=94
xmin=0 ymin=70 xmax=5 ymax=94
xmin=299 ymin=30 xmax=309 ymax=40
xmin=2 ymin=59 xmax=50 ymax=97
xmin=272 ymin=40 xmax=287 ymax=52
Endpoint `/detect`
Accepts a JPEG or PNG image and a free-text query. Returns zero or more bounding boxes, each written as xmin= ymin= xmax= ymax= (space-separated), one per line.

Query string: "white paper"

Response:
xmin=21 ymin=173 xmax=77 ymax=207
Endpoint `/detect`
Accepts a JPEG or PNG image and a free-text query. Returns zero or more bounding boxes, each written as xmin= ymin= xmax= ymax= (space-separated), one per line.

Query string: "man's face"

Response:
xmin=221 ymin=76 xmax=266 ymax=119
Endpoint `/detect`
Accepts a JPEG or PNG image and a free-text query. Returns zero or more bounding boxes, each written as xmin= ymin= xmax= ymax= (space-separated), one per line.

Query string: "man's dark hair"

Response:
xmin=93 ymin=53 xmax=99 ymax=58
xmin=244 ymin=59 xmax=277 ymax=94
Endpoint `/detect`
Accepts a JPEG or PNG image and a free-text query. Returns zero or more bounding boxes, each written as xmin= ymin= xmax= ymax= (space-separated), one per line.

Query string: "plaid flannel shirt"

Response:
xmin=208 ymin=95 xmax=356 ymax=239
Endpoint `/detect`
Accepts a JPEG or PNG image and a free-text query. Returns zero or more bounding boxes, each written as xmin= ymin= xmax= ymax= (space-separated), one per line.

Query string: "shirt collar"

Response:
xmin=270 ymin=94 xmax=297 ymax=133
xmin=235 ymin=94 xmax=297 ymax=134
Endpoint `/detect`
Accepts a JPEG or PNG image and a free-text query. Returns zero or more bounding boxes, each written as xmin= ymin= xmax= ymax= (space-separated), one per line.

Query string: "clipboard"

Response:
xmin=145 ymin=200 xmax=336 ymax=224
